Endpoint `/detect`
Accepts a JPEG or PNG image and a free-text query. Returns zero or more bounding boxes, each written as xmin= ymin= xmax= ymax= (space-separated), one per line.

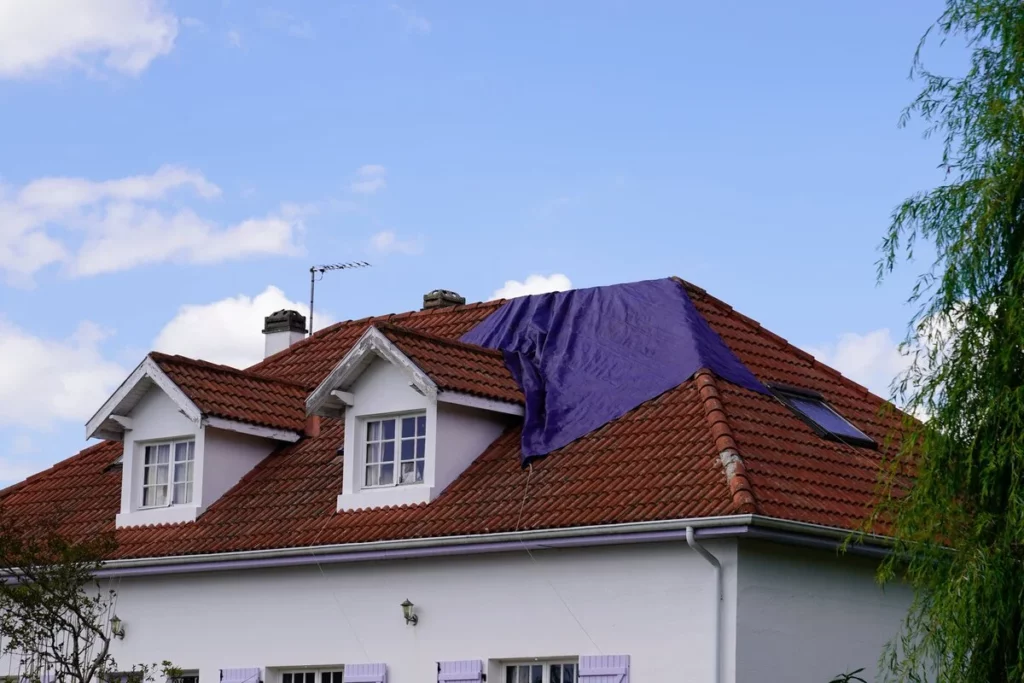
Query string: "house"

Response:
xmin=0 ymin=278 xmax=913 ymax=683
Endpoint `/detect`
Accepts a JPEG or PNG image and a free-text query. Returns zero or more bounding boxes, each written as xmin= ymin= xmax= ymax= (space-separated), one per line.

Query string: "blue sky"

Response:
xmin=0 ymin=0 xmax=956 ymax=485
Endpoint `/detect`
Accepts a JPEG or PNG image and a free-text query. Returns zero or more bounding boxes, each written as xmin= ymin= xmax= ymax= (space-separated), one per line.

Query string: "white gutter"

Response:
xmin=102 ymin=515 xmax=753 ymax=569
xmin=687 ymin=526 xmax=722 ymax=683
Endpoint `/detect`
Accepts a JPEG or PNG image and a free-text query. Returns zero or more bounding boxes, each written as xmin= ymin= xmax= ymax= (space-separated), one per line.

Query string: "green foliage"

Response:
xmin=877 ymin=1 xmax=1024 ymax=681
xmin=0 ymin=512 xmax=178 ymax=683
xmin=829 ymin=670 xmax=867 ymax=683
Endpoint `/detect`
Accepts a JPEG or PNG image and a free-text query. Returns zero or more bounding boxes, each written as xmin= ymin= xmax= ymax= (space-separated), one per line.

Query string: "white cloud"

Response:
xmin=490 ymin=273 xmax=573 ymax=300
xmin=804 ymin=328 xmax=911 ymax=400
xmin=0 ymin=0 xmax=178 ymax=79
xmin=227 ymin=29 xmax=243 ymax=48
xmin=370 ymin=230 xmax=423 ymax=255
xmin=349 ymin=165 xmax=387 ymax=195
xmin=153 ymin=286 xmax=335 ymax=369
xmin=0 ymin=165 xmax=304 ymax=283
xmin=390 ymin=4 xmax=431 ymax=34
xmin=0 ymin=318 xmax=126 ymax=430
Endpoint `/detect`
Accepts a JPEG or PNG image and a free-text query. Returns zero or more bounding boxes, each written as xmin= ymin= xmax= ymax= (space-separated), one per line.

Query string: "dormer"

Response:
xmin=307 ymin=323 xmax=523 ymax=511
xmin=86 ymin=353 xmax=308 ymax=528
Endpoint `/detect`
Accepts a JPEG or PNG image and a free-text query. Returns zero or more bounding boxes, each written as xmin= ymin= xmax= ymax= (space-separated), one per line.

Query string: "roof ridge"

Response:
xmin=375 ymin=321 xmax=505 ymax=358
xmin=247 ymin=299 xmax=506 ymax=372
xmin=694 ymin=369 xmax=758 ymax=514
xmin=150 ymin=352 xmax=310 ymax=390
xmin=673 ymin=276 xmax=885 ymax=404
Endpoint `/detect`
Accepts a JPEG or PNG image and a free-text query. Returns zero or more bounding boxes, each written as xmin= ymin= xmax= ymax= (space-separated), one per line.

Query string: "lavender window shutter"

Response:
xmin=221 ymin=668 xmax=263 ymax=683
xmin=438 ymin=660 xmax=484 ymax=683
xmin=578 ymin=655 xmax=630 ymax=683
xmin=342 ymin=663 xmax=387 ymax=683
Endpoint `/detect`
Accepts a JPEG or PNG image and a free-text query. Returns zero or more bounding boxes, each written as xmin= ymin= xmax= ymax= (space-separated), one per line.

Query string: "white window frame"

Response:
xmin=362 ymin=412 xmax=427 ymax=489
xmin=503 ymin=659 xmax=578 ymax=683
xmin=169 ymin=672 xmax=199 ymax=683
xmin=277 ymin=668 xmax=344 ymax=683
xmin=139 ymin=438 xmax=195 ymax=509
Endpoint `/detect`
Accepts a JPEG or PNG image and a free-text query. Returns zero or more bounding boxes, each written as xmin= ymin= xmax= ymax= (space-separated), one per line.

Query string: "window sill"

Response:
xmin=116 ymin=504 xmax=199 ymax=529
xmin=337 ymin=483 xmax=432 ymax=512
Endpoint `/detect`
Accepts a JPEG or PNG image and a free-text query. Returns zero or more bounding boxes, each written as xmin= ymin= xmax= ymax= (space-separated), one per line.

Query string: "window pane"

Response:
xmin=283 ymin=675 xmax=292 ymax=683
xmin=383 ymin=419 xmax=396 ymax=440
xmin=305 ymin=674 xmax=316 ymax=683
xmin=382 ymin=441 xmax=395 ymax=463
xmin=788 ymin=395 xmax=873 ymax=442
xmin=531 ymin=666 xmax=543 ymax=683
xmin=417 ymin=415 xmax=426 ymax=435
xmin=144 ymin=445 xmax=155 ymax=464
xmin=173 ymin=482 xmax=191 ymax=505
xmin=565 ymin=664 xmax=576 ymax=683
xmin=380 ymin=463 xmax=394 ymax=486
xmin=400 ymin=461 xmax=415 ymax=484
xmin=188 ymin=440 xmax=195 ymax=459
xmin=518 ymin=666 xmax=530 ymax=683
xmin=155 ymin=462 xmax=169 ymax=485
xmin=506 ymin=668 xmax=515 ymax=683
xmin=174 ymin=441 xmax=191 ymax=462
xmin=367 ymin=420 xmax=381 ymax=441
xmin=365 ymin=464 xmax=379 ymax=487
xmin=174 ymin=461 xmax=190 ymax=483
xmin=415 ymin=460 xmax=424 ymax=483
xmin=550 ymin=666 xmax=561 ymax=683
xmin=366 ymin=442 xmax=380 ymax=464
xmin=400 ymin=439 xmax=414 ymax=461
xmin=416 ymin=437 xmax=426 ymax=458
xmin=156 ymin=443 xmax=171 ymax=464
xmin=401 ymin=416 xmax=415 ymax=438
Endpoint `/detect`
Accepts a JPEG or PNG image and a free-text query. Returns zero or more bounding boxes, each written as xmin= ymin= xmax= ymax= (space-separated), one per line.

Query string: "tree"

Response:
xmin=876 ymin=1 xmax=1024 ymax=681
xmin=0 ymin=512 xmax=178 ymax=683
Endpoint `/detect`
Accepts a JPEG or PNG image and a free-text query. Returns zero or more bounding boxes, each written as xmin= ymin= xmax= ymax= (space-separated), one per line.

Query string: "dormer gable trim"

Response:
xmin=307 ymin=326 xmax=438 ymax=418
xmin=87 ymin=355 xmax=304 ymax=443
xmin=86 ymin=356 xmax=202 ymax=441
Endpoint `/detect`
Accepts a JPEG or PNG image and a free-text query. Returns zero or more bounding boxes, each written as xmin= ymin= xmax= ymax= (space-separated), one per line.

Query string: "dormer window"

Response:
xmin=364 ymin=413 xmax=427 ymax=487
xmin=141 ymin=439 xmax=195 ymax=507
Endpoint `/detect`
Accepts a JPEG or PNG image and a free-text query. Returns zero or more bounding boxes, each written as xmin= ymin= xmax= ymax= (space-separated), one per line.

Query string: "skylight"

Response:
xmin=769 ymin=384 xmax=876 ymax=448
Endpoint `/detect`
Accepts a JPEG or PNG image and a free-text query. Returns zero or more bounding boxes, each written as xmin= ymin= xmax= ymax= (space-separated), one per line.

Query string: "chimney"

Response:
xmin=262 ymin=310 xmax=307 ymax=358
xmin=422 ymin=289 xmax=466 ymax=310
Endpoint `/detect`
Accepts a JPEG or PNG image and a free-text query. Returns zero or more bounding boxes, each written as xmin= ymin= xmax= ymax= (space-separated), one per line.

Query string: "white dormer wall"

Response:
xmin=117 ymin=387 xmax=204 ymax=527
xmin=338 ymin=358 xmax=512 ymax=511
xmin=115 ymin=386 xmax=278 ymax=528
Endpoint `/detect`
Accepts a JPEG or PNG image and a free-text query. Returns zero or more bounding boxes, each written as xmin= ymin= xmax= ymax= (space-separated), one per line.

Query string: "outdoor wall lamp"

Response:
xmin=400 ymin=599 xmax=418 ymax=625
xmin=110 ymin=614 xmax=126 ymax=640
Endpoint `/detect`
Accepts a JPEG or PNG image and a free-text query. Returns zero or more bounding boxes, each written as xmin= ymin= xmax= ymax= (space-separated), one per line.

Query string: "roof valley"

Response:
xmin=694 ymin=369 xmax=758 ymax=515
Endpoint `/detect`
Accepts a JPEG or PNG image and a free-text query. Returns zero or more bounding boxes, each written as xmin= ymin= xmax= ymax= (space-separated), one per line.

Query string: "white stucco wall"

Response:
xmin=433 ymin=403 xmax=511 ymax=495
xmin=84 ymin=540 xmax=734 ymax=683
xmin=201 ymin=427 xmax=277 ymax=508
xmin=734 ymin=540 xmax=912 ymax=683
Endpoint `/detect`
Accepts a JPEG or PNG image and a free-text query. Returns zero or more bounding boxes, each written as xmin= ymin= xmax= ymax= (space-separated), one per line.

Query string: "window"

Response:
xmin=280 ymin=670 xmax=343 ymax=683
xmin=170 ymin=674 xmax=199 ymax=683
xmin=364 ymin=413 xmax=426 ymax=488
xmin=505 ymin=662 xmax=577 ymax=683
xmin=141 ymin=439 xmax=195 ymax=507
xmin=769 ymin=384 xmax=876 ymax=448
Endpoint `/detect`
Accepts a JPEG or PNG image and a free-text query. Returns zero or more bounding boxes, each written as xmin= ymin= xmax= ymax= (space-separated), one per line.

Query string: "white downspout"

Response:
xmin=687 ymin=526 xmax=722 ymax=683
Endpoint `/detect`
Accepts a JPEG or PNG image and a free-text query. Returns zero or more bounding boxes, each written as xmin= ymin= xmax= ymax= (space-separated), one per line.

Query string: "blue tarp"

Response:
xmin=461 ymin=278 xmax=767 ymax=464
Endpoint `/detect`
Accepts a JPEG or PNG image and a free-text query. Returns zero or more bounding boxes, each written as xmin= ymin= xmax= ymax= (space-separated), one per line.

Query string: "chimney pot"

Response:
xmin=262 ymin=309 xmax=307 ymax=358
xmin=422 ymin=289 xmax=466 ymax=310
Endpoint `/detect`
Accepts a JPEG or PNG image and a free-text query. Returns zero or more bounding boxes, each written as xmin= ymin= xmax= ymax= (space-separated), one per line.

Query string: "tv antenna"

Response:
xmin=309 ymin=261 xmax=371 ymax=336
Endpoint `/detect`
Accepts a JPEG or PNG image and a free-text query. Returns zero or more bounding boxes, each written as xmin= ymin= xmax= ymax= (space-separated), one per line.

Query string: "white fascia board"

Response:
xmin=204 ymin=416 xmax=301 ymax=443
xmin=437 ymin=391 xmax=524 ymax=416
xmin=306 ymin=326 xmax=438 ymax=416
xmin=85 ymin=356 xmax=202 ymax=441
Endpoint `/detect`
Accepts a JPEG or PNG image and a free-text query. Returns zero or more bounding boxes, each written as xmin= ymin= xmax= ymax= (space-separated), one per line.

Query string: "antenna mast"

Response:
xmin=309 ymin=261 xmax=371 ymax=336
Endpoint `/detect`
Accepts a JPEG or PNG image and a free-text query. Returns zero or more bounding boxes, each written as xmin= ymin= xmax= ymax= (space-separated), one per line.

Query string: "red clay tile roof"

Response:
xmin=376 ymin=322 xmax=523 ymax=404
xmin=0 ymin=279 xmax=906 ymax=560
xmin=150 ymin=352 xmax=308 ymax=433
